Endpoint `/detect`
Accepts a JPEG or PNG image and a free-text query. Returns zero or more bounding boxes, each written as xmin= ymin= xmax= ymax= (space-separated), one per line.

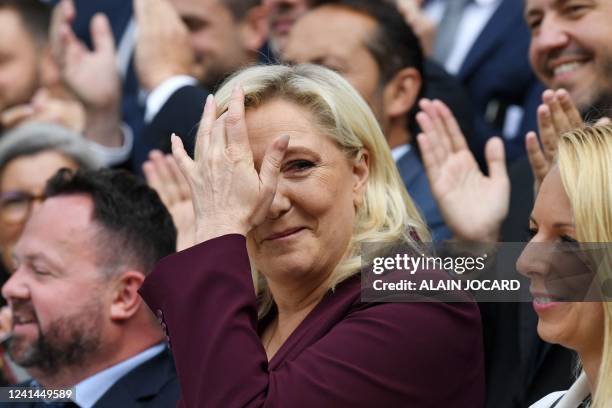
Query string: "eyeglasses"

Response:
xmin=0 ymin=191 xmax=45 ymax=225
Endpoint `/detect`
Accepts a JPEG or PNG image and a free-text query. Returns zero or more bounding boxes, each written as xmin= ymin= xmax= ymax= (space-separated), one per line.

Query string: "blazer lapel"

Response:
xmin=92 ymin=347 xmax=179 ymax=408
xmin=458 ymin=0 xmax=521 ymax=80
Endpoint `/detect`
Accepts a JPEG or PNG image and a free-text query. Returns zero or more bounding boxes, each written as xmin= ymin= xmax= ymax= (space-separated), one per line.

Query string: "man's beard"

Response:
xmin=8 ymin=299 xmax=103 ymax=376
xmin=577 ymin=57 xmax=612 ymax=122
xmin=580 ymin=88 xmax=612 ymax=123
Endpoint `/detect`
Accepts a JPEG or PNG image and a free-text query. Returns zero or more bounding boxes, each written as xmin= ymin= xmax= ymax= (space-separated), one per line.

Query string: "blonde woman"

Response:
xmin=140 ymin=64 xmax=485 ymax=407
xmin=518 ymin=125 xmax=612 ymax=407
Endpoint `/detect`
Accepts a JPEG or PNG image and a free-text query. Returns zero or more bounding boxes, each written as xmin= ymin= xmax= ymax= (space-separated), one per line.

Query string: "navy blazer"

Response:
xmin=1 ymin=347 xmax=180 ymax=408
xmin=141 ymin=234 xmax=485 ymax=407
xmin=457 ymin=0 xmax=544 ymax=164
xmin=396 ymin=149 xmax=451 ymax=241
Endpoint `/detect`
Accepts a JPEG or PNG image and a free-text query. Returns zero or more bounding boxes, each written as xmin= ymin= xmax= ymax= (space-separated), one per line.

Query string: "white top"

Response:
xmin=424 ymin=0 xmax=502 ymax=75
xmin=391 ymin=143 xmax=411 ymax=162
xmin=530 ymin=373 xmax=591 ymax=408
xmin=145 ymin=75 xmax=199 ymax=123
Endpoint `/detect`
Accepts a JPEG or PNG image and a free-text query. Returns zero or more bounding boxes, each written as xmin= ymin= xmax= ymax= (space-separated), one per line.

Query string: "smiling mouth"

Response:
xmin=12 ymin=315 xmax=36 ymax=325
xmin=264 ymin=227 xmax=305 ymax=242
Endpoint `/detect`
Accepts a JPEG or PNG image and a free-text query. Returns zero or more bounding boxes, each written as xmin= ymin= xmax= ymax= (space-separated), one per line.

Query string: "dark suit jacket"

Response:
xmin=396 ymin=149 xmax=450 ymax=241
xmin=1 ymin=347 xmax=180 ymax=408
xmin=143 ymin=85 xmax=209 ymax=161
xmin=140 ymin=234 xmax=485 ymax=407
xmin=457 ymin=0 xmax=544 ymax=165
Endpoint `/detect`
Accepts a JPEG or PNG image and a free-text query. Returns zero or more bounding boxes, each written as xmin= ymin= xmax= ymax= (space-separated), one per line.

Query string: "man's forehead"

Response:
xmin=287 ymin=6 xmax=375 ymax=54
xmin=525 ymin=0 xmax=587 ymax=14
xmin=15 ymin=195 xmax=97 ymax=263
xmin=24 ymin=195 xmax=95 ymax=242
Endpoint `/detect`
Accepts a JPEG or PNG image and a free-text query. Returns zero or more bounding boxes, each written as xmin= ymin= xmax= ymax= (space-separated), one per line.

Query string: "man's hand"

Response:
xmin=416 ymin=99 xmax=510 ymax=242
xmin=51 ymin=0 xmax=123 ymax=147
xmin=525 ymin=89 xmax=583 ymax=195
xmin=134 ymin=0 xmax=194 ymax=91
xmin=396 ymin=0 xmax=436 ymax=56
xmin=143 ymin=150 xmax=196 ymax=251
xmin=0 ymin=88 xmax=86 ymax=132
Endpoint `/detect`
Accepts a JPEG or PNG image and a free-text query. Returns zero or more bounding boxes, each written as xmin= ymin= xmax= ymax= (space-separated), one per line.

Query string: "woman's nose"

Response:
xmin=266 ymin=186 xmax=291 ymax=220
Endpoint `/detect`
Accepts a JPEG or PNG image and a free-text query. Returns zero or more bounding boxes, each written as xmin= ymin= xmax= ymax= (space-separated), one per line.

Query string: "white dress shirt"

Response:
xmin=529 ymin=372 xmax=590 ymax=408
xmin=424 ymin=0 xmax=502 ymax=75
xmin=391 ymin=144 xmax=411 ymax=163
xmin=145 ymin=76 xmax=199 ymax=123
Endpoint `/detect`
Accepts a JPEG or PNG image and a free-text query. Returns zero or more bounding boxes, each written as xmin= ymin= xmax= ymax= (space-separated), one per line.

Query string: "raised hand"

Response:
xmin=526 ymin=89 xmax=583 ymax=194
xmin=50 ymin=0 xmax=123 ymax=147
xmin=0 ymin=88 xmax=85 ymax=132
xmin=143 ymin=151 xmax=195 ymax=251
xmin=133 ymin=0 xmax=194 ymax=91
xmin=171 ymin=86 xmax=290 ymax=244
xmin=396 ymin=0 xmax=436 ymax=56
xmin=416 ymin=99 xmax=510 ymax=242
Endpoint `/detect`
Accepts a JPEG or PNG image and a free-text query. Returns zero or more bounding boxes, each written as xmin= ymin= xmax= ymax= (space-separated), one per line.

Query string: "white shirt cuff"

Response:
xmin=145 ymin=75 xmax=198 ymax=123
xmin=87 ymin=123 xmax=134 ymax=167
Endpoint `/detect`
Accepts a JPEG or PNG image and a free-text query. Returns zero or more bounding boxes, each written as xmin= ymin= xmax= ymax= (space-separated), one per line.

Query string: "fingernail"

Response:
xmin=277 ymin=134 xmax=290 ymax=149
xmin=206 ymin=94 xmax=214 ymax=106
xmin=233 ymin=82 xmax=242 ymax=93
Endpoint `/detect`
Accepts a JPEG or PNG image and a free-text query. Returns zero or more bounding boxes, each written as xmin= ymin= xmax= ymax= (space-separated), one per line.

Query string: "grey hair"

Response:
xmin=0 ymin=122 xmax=101 ymax=175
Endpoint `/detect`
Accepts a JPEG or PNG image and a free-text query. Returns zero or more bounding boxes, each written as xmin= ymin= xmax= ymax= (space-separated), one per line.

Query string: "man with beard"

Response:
xmin=412 ymin=1 xmax=612 ymax=406
xmin=0 ymin=168 xmax=179 ymax=407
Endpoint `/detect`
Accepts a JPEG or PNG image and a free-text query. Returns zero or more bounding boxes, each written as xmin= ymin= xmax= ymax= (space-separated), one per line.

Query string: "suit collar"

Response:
xmin=92 ymin=347 xmax=177 ymax=406
xmin=458 ymin=0 xmax=522 ymax=79
xmin=395 ymin=148 xmax=422 ymax=187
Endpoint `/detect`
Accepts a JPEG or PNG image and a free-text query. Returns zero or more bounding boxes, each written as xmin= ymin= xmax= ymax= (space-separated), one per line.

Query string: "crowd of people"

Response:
xmin=0 ymin=0 xmax=610 ymax=407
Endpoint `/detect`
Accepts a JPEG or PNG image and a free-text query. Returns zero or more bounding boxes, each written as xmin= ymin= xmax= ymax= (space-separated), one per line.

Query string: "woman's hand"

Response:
xmin=416 ymin=99 xmax=510 ymax=242
xmin=526 ymin=89 xmax=583 ymax=195
xmin=171 ymin=85 xmax=290 ymax=244
xmin=143 ymin=150 xmax=195 ymax=251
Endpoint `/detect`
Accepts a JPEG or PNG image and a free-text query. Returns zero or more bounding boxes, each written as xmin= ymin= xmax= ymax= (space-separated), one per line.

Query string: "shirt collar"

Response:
xmin=391 ymin=144 xmax=411 ymax=162
xmin=73 ymin=343 xmax=166 ymax=408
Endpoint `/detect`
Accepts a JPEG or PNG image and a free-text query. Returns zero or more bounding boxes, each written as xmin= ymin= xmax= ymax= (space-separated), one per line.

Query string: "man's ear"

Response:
xmin=238 ymin=5 xmax=269 ymax=53
xmin=383 ymin=67 xmax=421 ymax=119
xmin=352 ymin=149 xmax=370 ymax=207
xmin=109 ymin=271 xmax=146 ymax=322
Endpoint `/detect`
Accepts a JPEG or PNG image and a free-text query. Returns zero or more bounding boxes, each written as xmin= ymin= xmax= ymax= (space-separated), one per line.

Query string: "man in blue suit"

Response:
xmin=425 ymin=0 xmax=544 ymax=165
xmin=283 ymin=0 xmax=451 ymax=240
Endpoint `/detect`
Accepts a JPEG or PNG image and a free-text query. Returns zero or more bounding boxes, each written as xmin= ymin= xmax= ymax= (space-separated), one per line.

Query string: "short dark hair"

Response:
xmin=0 ymin=0 xmax=51 ymax=46
xmin=316 ymin=0 xmax=424 ymax=84
xmin=44 ymin=168 xmax=177 ymax=277
xmin=313 ymin=0 xmax=425 ymax=128
xmin=222 ymin=0 xmax=261 ymax=20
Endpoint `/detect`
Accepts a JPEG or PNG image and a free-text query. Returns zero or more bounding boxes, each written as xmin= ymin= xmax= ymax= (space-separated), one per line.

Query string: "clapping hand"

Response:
xmin=526 ymin=89 xmax=583 ymax=195
xmin=144 ymin=151 xmax=195 ymax=251
xmin=170 ymin=85 xmax=290 ymax=244
xmin=0 ymin=88 xmax=85 ymax=132
xmin=50 ymin=0 xmax=123 ymax=147
xmin=134 ymin=0 xmax=194 ymax=91
xmin=416 ymin=99 xmax=510 ymax=242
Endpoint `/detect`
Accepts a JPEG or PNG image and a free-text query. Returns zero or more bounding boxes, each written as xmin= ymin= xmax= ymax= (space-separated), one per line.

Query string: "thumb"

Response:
xmin=259 ymin=134 xmax=289 ymax=198
xmin=91 ymin=13 xmax=116 ymax=54
xmin=485 ymin=137 xmax=508 ymax=181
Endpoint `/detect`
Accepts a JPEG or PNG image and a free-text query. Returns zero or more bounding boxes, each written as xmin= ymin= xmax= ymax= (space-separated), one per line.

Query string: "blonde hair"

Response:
xmin=213 ymin=64 xmax=429 ymax=316
xmin=558 ymin=125 xmax=612 ymax=407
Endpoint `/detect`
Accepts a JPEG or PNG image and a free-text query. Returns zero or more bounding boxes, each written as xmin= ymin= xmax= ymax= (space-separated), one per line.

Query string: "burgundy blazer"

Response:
xmin=140 ymin=235 xmax=485 ymax=407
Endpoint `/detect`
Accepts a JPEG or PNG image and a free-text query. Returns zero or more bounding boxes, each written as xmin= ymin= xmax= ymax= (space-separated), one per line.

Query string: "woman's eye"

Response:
xmin=560 ymin=234 xmax=578 ymax=244
xmin=285 ymin=160 xmax=315 ymax=173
